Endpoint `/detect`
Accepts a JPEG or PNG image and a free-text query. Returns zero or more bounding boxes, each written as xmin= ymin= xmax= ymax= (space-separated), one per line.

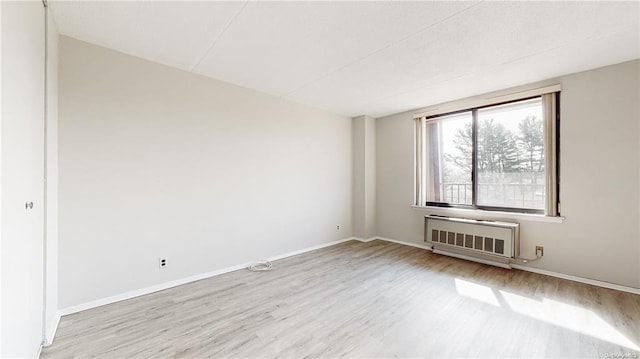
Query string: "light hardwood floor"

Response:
xmin=42 ymin=240 xmax=640 ymax=358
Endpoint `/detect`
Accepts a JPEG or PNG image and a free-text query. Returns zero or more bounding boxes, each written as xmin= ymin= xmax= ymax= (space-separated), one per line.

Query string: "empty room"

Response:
xmin=2 ymin=0 xmax=640 ymax=358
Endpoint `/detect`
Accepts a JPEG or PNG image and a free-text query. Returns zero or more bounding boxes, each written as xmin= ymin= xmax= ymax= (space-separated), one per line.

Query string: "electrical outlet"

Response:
xmin=336 ymin=225 xmax=340 ymax=230
xmin=159 ymin=258 xmax=167 ymax=268
xmin=535 ymin=246 xmax=544 ymax=257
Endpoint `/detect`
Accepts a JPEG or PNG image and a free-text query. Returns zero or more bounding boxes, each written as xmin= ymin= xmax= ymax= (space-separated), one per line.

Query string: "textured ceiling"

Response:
xmin=50 ymin=1 xmax=640 ymax=118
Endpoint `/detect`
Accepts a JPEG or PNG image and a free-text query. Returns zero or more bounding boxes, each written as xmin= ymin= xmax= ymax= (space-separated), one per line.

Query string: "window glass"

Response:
xmin=425 ymin=112 xmax=472 ymax=205
xmin=476 ymin=98 xmax=544 ymax=210
xmin=416 ymin=92 xmax=558 ymax=215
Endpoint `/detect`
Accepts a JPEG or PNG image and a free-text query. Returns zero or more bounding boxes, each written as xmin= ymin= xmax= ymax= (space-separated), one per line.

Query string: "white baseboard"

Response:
xmin=59 ymin=263 xmax=248 ymax=316
xmin=264 ymin=237 xmax=355 ymax=261
xmin=55 ymin=235 xmax=640 ymax=337
xmin=510 ymin=264 xmax=640 ymax=295
xmin=59 ymin=237 xmax=356 ymax=316
xmin=44 ymin=313 xmax=61 ymax=346
xmin=375 ymin=236 xmax=433 ymax=250
xmin=432 ymin=248 xmax=512 ymax=269
xmin=371 ymin=236 xmax=640 ymax=295
xmin=352 ymin=236 xmax=377 ymax=243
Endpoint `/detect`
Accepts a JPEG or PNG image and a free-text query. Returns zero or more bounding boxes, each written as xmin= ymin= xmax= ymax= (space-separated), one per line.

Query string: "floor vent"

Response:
xmin=424 ymin=215 xmax=520 ymax=268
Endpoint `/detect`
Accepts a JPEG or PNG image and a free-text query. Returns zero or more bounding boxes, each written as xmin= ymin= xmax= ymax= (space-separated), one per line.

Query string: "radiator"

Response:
xmin=424 ymin=215 xmax=520 ymax=268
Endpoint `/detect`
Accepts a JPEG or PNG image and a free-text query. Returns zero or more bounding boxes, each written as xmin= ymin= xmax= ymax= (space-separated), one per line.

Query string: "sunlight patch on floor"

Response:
xmin=453 ymin=277 xmax=639 ymax=352
xmin=454 ymin=278 xmax=501 ymax=307
xmin=499 ymin=290 xmax=640 ymax=351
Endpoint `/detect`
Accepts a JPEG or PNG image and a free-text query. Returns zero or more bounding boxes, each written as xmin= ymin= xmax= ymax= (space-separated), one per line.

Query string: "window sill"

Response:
xmin=411 ymin=205 xmax=565 ymax=224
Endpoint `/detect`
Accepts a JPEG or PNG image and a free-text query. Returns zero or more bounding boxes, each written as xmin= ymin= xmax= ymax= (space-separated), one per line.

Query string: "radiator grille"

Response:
xmin=425 ymin=215 xmax=519 ymax=260
xmin=431 ymin=229 xmax=506 ymax=256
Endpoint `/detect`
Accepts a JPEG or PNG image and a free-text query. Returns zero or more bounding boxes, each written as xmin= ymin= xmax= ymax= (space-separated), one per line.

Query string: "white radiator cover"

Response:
xmin=425 ymin=215 xmax=520 ymax=267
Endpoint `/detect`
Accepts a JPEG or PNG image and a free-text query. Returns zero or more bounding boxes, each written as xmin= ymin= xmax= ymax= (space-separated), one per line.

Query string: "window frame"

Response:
xmin=417 ymin=93 xmax=560 ymax=216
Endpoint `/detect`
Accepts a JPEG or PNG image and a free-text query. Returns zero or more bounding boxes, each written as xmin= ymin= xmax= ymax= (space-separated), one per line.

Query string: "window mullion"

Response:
xmin=471 ymin=109 xmax=478 ymax=209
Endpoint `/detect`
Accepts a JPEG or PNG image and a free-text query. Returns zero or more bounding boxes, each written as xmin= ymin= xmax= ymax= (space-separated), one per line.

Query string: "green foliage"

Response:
xmin=517 ymin=116 xmax=544 ymax=172
xmin=446 ymin=122 xmax=472 ymax=174
xmin=448 ymin=116 xmax=544 ymax=175
xmin=478 ymin=119 xmax=520 ymax=172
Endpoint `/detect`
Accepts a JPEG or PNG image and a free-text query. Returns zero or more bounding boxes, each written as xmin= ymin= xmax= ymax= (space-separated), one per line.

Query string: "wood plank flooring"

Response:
xmin=41 ymin=240 xmax=640 ymax=358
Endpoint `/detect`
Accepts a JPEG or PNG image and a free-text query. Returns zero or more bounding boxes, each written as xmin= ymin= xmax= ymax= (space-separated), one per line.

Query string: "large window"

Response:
xmin=414 ymin=91 xmax=559 ymax=216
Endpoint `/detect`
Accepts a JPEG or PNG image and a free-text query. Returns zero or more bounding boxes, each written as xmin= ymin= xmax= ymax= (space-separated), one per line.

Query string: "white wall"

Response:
xmin=364 ymin=116 xmax=376 ymax=239
xmin=58 ymin=37 xmax=352 ymax=309
xmin=1 ymin=1 xmax=46 ymax=357
xmin=352 ymin=115 xmax=376 ymax=239
xmin=44 ymin=7 xmax=60 ymax=345
xmin=376 ymin=60 xmax=640 ymax=289
xmin=1 ymin=3 xmax=3 ymax=354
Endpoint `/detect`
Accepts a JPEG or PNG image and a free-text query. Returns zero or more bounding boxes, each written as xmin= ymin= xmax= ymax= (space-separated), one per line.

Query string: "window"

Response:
xmin=414 ymin=90 xmax=559 ymax=216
